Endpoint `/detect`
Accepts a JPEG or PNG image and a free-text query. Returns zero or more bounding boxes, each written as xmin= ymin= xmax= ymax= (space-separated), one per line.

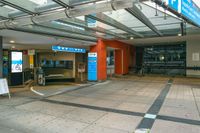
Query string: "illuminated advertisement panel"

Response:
xmin=11 ymin=52 xmax=23 ymax=73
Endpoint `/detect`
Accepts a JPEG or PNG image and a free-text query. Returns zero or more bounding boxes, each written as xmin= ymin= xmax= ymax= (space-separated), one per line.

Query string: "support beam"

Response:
xmin=11 ymin=25 xmax=97 ymax=42
xmin=0 ymin=0 xmax=133 ymax=29
xmin=86 ymin=13 xmax=144 ymax=38
xmin=59 ymin=18 xmax=127 ymax=39
xmin=0 ymin=0 xmax=37 ymax=14
xmin=126 ymin=4 xmax=163 ymax=36
xmin=70 ymin=0 xmax=105 ymax=6
xmin=52 ymin=0 xmax=71 ymax=8
xmin=0 ymin=36 xmax=2 ymax=78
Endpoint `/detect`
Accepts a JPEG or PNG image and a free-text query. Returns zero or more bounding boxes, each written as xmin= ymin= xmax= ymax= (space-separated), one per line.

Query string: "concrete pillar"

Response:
xmin=0 ymin=36 xmax=2 ymax=78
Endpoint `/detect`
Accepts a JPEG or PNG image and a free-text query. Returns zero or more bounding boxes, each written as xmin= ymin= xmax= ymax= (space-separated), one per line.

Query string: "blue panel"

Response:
xmin=168 ymin=0 xmax=179 ymax=11
xmin=181 ymin=0 xmax=200 ymax=27
xmin=88 ymin=53 xmax=97 ymax=81
xmin=52 ymin=46 xmax=86 ymax=53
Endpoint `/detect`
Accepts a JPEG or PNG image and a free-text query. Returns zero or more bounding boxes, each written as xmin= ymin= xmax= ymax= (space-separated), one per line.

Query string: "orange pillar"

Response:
xmin=90 ymin=39 xmax=107 ymax=80
xmin=115 ymin=50 xmax=123 ymax=74
xmin=115 ymin=47 xmax=129 ymax=75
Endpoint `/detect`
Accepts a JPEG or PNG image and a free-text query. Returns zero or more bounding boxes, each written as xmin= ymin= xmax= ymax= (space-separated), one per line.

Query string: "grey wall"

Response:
xmin=186 ymin=37 xmax=200 ymax=77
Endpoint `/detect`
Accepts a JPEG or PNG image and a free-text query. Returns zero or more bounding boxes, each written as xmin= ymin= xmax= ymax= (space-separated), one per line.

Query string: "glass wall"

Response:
xmin=136 ymin=43 xmax=186 ymax=76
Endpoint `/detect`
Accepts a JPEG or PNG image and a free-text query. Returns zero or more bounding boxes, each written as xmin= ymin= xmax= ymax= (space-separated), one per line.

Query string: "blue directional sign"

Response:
xmin=52 ymin=46 xmax=86 ymax=53
xmin=181 ymin=0 xmax=200 ymax=27
xmin=168 ymin=0 xmax=180 ymax=12
xmin=166 ymin=0 xmax=200 ymax=27
xmin=88 ymin=52 xmax=97 ymax=81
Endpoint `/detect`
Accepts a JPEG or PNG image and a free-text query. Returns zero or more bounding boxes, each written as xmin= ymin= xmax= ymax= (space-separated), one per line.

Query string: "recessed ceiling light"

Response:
xmin=10 ymin=40 xmax=15 ymax=43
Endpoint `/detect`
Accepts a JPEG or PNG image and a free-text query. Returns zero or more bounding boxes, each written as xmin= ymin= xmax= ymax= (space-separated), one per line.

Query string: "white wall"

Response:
xmin=186 ymin=37 xmax=200 ymax=77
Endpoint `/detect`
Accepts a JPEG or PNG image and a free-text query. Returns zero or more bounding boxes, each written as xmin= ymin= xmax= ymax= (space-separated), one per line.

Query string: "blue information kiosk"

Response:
xmin=88 ymin=52 xmax=97 ymax=81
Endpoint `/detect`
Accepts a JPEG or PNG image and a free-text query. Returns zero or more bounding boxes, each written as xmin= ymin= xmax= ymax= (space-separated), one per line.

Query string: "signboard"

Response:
xmin=164 ymin=0 xmax=200 ymax=26
xmin=88 ymin=52 xmax=97 ymax=81
xmin=86 ymin=14 xmax=97 ymax=28
xmin=0 ymin=79 xmax=10 ymax=99
xmin=52 ymin=46 xmax=86 ymax=53
xmin=168 ymin=0 xmax=181 ymax=13
xmin=181 ymin=0 xmax=200 ymax=27
xmin=11 ymin=52 xmax=23 ymax=73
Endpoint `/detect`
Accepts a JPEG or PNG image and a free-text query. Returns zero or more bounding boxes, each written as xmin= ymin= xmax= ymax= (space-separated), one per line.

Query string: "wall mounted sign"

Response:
xmin=52 ymin=46 xmax=86 ymax=53
xmin=163 ymin=0 xmax=200 ymax=27
xmin=181 ymin=0 xmax=200 ymax=27
xmin=11 ymin=51 xmax=23 ymax=73
xmin=88 ymin=52 xmax=97 ymax=81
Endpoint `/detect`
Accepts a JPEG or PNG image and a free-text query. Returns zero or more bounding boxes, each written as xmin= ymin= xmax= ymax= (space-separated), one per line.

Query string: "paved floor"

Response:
xmin=0 ymin=76 xmax=200 ymax=133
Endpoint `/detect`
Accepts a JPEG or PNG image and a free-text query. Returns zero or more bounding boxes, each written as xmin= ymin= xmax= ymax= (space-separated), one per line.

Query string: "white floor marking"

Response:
xmin=144 ymin=114 xmax=157 ymax=119
xmin=30 ymin=87 xmax=45 ymax=96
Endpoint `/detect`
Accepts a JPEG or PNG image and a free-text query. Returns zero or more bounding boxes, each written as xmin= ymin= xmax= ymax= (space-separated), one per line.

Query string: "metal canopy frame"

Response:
xmin=10 ymin=25 xmax=97 ymax=42
xmin=0 ymin=0 xmax=133 ymax=28
xmin=86 ymin=13 xmax=144 ymax=38
xmin=58 ymin=18 xmax=127 ymax=39
xmin=126 ymin=4 xmax=163 ymax=36
xmin=0 ymin=0 xmax=37 ymax=15
xmin=52 ymin=0 xmax=71 ymax=8
xmin=0 ymin=0 xmax=194 ymax=44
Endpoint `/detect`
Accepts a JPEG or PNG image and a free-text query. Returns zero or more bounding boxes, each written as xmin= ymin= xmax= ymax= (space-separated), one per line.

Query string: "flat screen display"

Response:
xmin=11 ymin=52 xmax=23 ymax=73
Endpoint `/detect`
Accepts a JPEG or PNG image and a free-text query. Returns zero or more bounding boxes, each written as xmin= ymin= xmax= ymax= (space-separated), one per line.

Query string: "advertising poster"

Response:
xmin=11 ymin=52 xmax=23 ymax=73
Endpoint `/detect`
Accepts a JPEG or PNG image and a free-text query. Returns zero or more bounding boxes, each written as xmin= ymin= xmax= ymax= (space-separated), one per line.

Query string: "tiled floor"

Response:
xmin=0 ymin=76 xmax=200 ymax=133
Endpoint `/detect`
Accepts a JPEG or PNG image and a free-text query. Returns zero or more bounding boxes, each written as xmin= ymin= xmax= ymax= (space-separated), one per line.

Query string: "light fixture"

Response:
xmin=130 ymin=37 xmax=134 ymax=40
xmin=10 ymin=40 xmax=15 ymax=43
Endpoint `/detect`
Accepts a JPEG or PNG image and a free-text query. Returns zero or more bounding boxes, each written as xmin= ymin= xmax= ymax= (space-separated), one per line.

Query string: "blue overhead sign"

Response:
xmin=88 ymin=52 xmax=97 ymax=81
xmin=168 ymin=0 xmax=180 ymax=12
xmin=181 ymin=0 xmax=200 ymax=27
xmin=52 ymin=46 xmax=86 ymax=53
xmin=165 ymin=0 xmax=200 ymax=27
